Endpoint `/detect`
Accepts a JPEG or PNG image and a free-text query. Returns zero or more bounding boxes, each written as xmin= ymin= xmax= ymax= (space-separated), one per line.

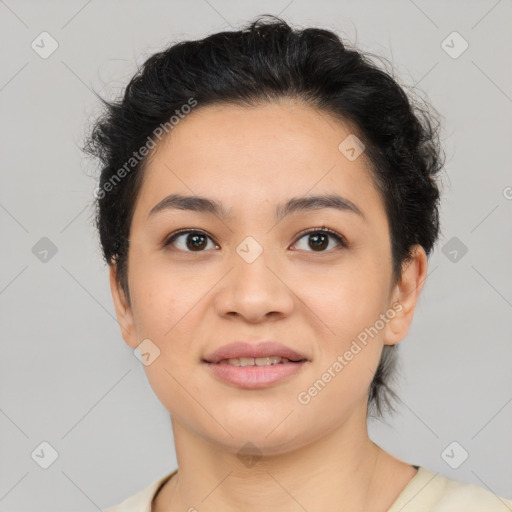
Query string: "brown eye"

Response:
xmin=292 ymin=228 xmax=346 ymax=252
xmin=164 ymin=230 xmax=218 ymax=252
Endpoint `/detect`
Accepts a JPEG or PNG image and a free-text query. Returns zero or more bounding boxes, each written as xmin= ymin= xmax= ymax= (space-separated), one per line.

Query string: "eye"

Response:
xmin=163 ymin=226 xmax=347 ymax=253
xmin=163 ymin=229 xmax=219 ymax=252
xmin=291 ymin=227 xmax=347 ymax=252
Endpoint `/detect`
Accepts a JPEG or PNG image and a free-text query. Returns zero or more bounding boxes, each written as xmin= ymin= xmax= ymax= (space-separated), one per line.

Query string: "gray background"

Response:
xmin=1 ymin=0 xmax=511 ymax=510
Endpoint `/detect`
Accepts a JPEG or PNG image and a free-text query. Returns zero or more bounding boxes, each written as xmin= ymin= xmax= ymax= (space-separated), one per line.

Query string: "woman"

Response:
xmin=84 ymin=15 xmax=512 ymax=512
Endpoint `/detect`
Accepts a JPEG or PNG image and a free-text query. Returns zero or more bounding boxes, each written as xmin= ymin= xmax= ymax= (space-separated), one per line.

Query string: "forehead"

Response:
xmin=135 ymin=100 xmax=383 ymax=220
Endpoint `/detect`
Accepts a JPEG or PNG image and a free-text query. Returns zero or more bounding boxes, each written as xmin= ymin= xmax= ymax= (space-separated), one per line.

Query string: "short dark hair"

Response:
xmin=83 ymin=14 xmax=443 ymax=419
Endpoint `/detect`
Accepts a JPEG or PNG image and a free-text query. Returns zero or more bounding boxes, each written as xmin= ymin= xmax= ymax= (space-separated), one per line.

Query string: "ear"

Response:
xmin=383 ymin=245 xmax=428 ymax=346
xmin=109 ymin=263 xmax=138 ymax=349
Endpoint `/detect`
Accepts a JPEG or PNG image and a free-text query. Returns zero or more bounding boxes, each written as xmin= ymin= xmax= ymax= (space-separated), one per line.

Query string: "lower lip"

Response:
xmin=204 ymin=361 xmax=308 ymax=389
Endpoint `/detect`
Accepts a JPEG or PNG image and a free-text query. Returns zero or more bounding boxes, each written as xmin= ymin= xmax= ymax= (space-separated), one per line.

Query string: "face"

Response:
xmin=110 ymin=99 xmax=424 ymax=456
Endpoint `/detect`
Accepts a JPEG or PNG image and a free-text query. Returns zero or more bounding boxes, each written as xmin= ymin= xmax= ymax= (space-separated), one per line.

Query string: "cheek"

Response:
xmin=306 ymin=259 xmax=388 ymax=335
xmin=299 ymin=255 xmax=390 ymax=398
xmin=128 ymin=253 xmax=196 ymax=337
xmin=128 ymin=255 xmax=220 ymax=385
xmin=299 ymin=280 xmax=387 ymax=419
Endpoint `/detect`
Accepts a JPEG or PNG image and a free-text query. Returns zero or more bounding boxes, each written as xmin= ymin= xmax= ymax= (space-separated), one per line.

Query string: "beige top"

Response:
xmin=105 ymin=466 xmax=512 ymax=512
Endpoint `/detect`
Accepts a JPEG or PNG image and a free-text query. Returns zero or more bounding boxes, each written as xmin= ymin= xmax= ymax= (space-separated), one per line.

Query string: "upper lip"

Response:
xmin=203 ymin=341 xmax=309 ymax=363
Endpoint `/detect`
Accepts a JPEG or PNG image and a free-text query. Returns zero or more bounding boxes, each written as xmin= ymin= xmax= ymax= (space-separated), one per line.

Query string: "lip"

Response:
xmin=204 ymin=361 xmax=308 ymax=389
xmin=202 ymin=341 xmax=308 ymax=364
xmin=202 ymin=341 xmax=310 ymax=389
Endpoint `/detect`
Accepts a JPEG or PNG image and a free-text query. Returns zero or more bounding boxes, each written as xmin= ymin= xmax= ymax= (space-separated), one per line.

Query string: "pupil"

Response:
xmin=183 ymin=232 xmax=329 ymax=251
xmin=309 ymin=233 xmax=328 ymax=251
xmin=187 ymin=233 xmax=207 ymax=251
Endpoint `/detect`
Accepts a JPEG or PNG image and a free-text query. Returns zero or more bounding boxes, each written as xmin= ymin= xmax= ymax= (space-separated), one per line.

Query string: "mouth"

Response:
xmin=203 ymin=359 xmax=308 ymax=389
xmin=203 ymin=356 xmax=309 ymax=389
xmin=202 ymin=340 xmax=310 ymax=389
xmin=210 ymin=356 xmax=307 ymax=367
xmin=202 ymin=340 xmax=309 ymax=365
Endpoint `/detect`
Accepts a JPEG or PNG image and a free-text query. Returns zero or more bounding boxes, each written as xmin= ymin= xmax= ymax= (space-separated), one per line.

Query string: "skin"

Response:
xmin=110 ymin=99 xmax=428 ymax=512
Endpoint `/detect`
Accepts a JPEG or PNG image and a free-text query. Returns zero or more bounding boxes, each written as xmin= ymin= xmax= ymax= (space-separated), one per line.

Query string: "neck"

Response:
xmin=154 ymin=404 xmax=414 ymax=512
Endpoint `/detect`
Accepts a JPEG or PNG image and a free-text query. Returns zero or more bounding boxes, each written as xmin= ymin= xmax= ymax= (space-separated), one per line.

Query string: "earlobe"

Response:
xmin=109 ymin=263 xmax=138 ymax=348
xmin=383 ymin=245 xmax=428 ymax=346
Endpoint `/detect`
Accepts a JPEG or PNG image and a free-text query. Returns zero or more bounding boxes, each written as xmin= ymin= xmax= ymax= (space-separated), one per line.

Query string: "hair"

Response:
xmin=83 ymin=14 xmax=443 ymax=419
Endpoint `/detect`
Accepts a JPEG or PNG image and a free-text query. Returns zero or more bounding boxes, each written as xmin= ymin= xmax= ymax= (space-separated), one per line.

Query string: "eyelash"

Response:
xmin=162 ymin=226 xmax=347 ymax=252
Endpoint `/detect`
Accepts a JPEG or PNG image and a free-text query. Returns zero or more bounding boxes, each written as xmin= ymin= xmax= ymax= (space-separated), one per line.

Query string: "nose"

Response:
xmin=214 ymin=245 xmax=295 ymax=323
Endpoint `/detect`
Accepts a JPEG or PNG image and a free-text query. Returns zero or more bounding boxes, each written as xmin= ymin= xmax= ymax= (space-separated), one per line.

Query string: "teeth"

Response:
xmin=256 ymin=356 xmax=282 ymax=366
xmin=218 ymin=356 xmax=292 ymax=366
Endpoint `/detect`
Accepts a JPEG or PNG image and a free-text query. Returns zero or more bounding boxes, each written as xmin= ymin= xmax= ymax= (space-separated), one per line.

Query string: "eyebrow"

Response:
xmin=147 ymin=193 xmax=364 ymax=222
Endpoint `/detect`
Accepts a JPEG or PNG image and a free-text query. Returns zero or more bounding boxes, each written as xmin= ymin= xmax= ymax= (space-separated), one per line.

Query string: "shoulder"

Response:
xmin=388 ymin=466 xmax=512 ymax=512
xmin=105 ymin=470 xmax=177 ymax=512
